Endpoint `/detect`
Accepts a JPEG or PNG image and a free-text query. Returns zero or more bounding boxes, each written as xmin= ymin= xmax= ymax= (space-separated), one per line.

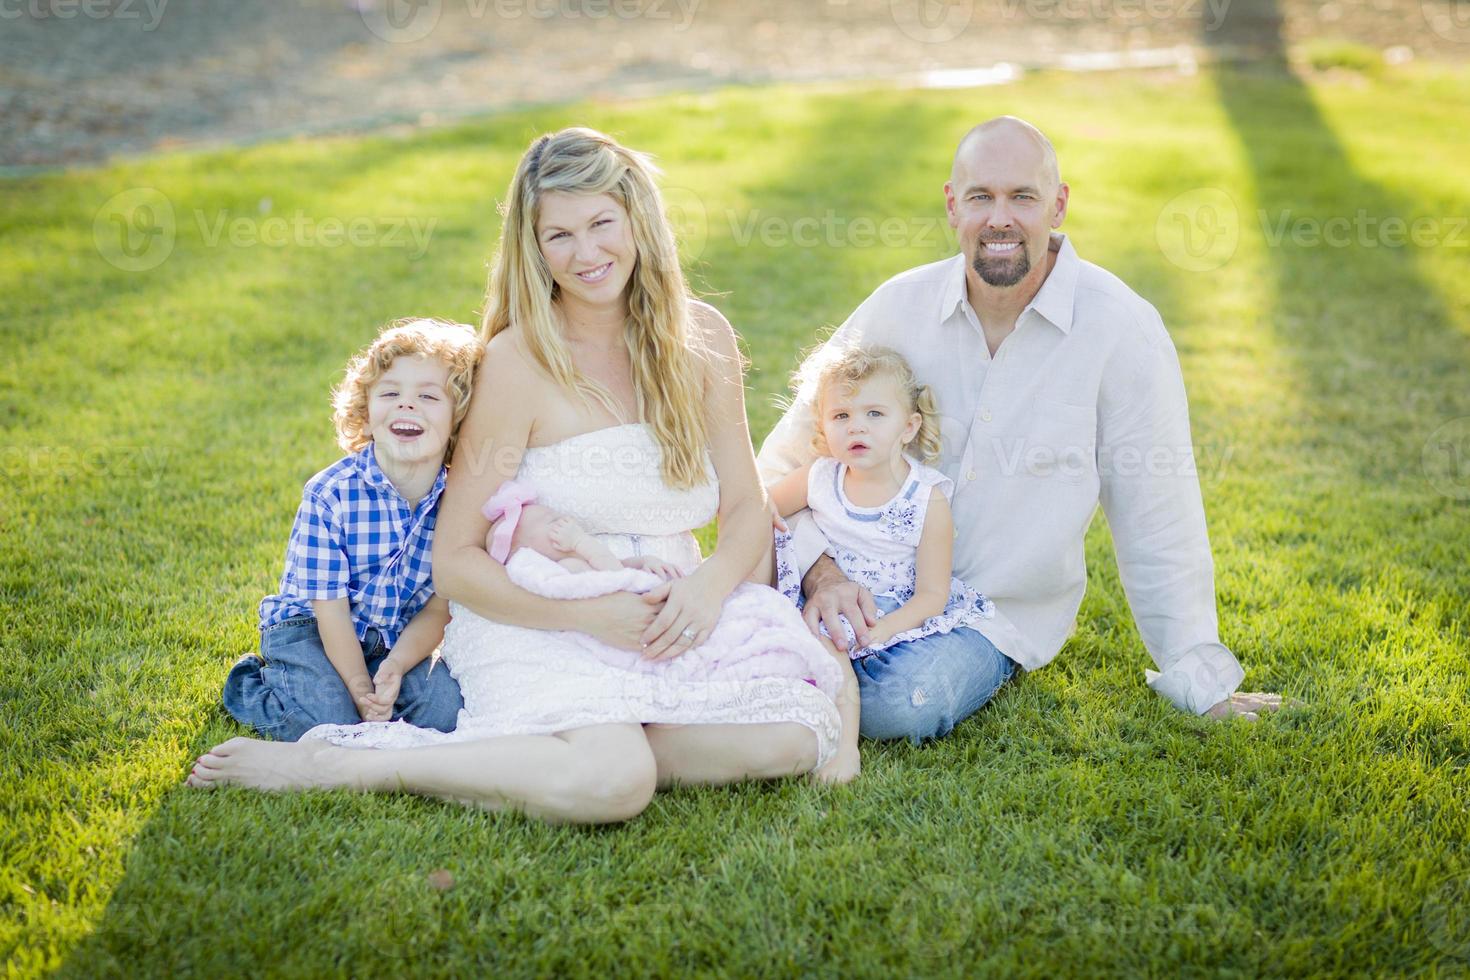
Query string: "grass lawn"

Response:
xmin=3 ymin=61 xmax=1469 ymax=977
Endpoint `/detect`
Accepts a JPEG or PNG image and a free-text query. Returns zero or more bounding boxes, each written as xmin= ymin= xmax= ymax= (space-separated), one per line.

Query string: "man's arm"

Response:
xmin=1097 ymin=310 xmax=1253 ymax=716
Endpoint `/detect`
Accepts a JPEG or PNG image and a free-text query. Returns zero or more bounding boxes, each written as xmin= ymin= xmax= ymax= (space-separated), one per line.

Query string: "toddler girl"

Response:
xmin=770 ymin=344 xmax=996 ymax=656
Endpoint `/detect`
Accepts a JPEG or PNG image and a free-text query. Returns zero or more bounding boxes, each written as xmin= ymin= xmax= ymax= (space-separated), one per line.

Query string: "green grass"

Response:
xmin=3 ymin=62 xmax=1469 ymax=977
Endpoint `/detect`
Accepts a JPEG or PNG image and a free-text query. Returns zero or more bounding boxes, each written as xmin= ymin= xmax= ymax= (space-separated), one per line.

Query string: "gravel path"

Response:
xmin=2 ymin=0 xmax=1465 ymax=168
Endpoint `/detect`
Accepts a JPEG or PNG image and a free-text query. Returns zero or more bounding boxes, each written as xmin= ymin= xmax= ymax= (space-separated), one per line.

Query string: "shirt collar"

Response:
xmin=942 ymin=232 xmax=1079 ymax=335
xmin=355 ymin=443 xmax=448 ymax=510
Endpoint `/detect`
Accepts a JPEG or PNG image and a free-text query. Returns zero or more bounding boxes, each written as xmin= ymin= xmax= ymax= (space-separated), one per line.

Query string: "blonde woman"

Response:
xmin=189 ymin=128 xmax=845 ymax=821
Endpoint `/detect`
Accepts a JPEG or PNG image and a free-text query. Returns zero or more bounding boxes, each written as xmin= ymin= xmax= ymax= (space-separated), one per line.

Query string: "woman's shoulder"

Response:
xmin=478 ymin=328 xmax=544 ymax=393
xmin=687 ymin=298 xmax=737 ymax=350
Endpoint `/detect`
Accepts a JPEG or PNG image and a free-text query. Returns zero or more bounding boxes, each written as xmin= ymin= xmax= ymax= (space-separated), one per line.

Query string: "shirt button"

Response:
xmin=981 ymin=409 xmax=992 ymax=422
xmin=967 ymin=471 xmax=976 ymax=481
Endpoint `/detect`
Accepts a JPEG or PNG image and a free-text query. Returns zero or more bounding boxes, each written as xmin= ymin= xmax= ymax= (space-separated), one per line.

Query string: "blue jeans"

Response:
xmin=850 ymin=597 xmax=1017 ymax=743
xmin=222 ymin=617 xmax=463 ymax=741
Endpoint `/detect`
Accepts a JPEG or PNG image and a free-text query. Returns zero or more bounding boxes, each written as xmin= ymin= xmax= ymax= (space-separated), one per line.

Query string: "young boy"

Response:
xmin=223 ymin=318 xmax=483 ymax=741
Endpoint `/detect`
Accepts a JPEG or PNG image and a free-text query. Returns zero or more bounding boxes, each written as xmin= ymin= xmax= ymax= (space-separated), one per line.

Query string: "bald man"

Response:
xmin=758 ymin=116 xmax=1284 ymax=742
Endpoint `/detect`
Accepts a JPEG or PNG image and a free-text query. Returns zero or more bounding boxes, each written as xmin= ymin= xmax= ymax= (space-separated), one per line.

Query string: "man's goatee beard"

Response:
xmin=973 ymin=245 xmax=1030 ymax=287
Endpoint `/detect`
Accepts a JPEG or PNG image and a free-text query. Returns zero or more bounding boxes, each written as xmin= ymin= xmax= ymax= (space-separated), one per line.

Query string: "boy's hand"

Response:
xmin=359 ymin=659 xmax=405 ymax=722
xmin=346 ymin=675 xmax=383 ymax=723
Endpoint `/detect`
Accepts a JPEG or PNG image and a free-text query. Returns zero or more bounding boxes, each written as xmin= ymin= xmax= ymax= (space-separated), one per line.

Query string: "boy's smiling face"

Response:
xmin=367 ymin=354 xmax=454 ymax=470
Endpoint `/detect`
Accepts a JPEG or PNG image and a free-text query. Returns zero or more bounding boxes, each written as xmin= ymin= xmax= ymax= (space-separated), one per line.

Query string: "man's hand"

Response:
xmin=1204 ymin=691 xmax=1293 ymax=721
xmin=801 ymin=555 xmax=876 ymax=653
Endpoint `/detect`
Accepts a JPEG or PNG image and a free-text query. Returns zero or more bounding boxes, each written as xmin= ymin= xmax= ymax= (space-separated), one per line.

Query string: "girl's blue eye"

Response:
xmin=868 ymin=410 xmax=884 ymax=417
xmin=423 ymin=394 xmax=438 ymax=401
xmin=380 ymin=391 xmax=398 ymax=398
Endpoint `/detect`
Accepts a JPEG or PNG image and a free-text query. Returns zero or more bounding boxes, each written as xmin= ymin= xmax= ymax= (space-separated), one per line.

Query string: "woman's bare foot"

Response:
xmin=811 ymin=743 xmax=860 ymax=785
xmin=185 ymin=736 xmax=344 ymax=792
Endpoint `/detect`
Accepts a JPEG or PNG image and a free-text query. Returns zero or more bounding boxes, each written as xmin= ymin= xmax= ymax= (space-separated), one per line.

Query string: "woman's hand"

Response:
xmin=639 ymin=570 xmax=724 ymax=660
xmin=625 ymin=556 xmax=685 ymax=581
xmin=578 ymin=591 xmax=663 ymax=652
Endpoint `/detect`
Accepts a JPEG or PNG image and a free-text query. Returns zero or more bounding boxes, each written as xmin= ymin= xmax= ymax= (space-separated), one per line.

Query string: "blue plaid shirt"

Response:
xmin=258 ymin=444 xmax=447 ymax=648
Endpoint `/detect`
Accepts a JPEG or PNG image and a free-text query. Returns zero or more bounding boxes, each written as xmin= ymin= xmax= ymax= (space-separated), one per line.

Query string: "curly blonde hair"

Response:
xmin=332 ymin=318 xmax=484 ymax=461
xmin=792 ymin=344 xmax=942 ymax=465
xmin=481 ymin=127 xmax=711 ymax=489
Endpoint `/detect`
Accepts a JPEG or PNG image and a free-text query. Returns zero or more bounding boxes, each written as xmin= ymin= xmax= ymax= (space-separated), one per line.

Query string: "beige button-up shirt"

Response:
xmin=756 ymin=234 xmax=1244 ymax=714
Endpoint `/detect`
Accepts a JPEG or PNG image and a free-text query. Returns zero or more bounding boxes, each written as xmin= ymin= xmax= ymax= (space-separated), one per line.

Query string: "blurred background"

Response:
xmin=4 ymin=0 xmax=1466 ymax=169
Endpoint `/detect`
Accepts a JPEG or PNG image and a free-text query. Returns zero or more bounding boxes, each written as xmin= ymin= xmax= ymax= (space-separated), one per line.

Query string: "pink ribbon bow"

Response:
xmin=481 ymin=480 xmax=538 ymax=564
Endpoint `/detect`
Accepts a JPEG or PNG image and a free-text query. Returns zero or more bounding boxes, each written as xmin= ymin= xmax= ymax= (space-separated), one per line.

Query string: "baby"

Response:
xmin=482 ymin=480 xmax=684 ymax=580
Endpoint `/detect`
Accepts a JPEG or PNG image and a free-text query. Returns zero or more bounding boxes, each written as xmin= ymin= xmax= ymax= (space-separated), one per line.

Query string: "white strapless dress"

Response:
xmin=302 ymin=423 xmax=841 ymax=765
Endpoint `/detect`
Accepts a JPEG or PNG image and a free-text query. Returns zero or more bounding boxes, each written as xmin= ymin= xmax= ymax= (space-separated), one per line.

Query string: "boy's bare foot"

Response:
xmin=185 ymin=736 xmax=341 ymax=792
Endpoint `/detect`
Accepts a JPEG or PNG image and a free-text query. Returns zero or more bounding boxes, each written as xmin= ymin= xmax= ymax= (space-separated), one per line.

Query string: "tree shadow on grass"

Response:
xmin=1200 ymin=0 xmax=1470 ymax=726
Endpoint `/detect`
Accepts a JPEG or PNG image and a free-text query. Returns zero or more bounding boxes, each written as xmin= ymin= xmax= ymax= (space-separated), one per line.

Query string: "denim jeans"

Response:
xmin=849 ymin=596 xmax=1017 ymax=743
xmin=222 ymin=617 xmax=463 ymax=741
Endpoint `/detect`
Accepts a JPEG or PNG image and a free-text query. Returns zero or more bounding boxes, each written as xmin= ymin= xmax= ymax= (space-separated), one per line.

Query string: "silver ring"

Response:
xmin=681 ymin=627 xmax=696 ymax=641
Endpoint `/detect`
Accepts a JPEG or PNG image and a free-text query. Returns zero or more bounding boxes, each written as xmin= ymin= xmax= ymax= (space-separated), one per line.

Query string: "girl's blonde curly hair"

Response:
xmin=332 ymin=318 xmax=484 ymax=462
xmin=792 ymin=344 xmax=942 ymax=465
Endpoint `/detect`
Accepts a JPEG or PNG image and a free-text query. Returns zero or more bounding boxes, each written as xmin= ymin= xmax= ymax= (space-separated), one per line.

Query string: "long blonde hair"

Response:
xmin=792 ymin=344 xmax=942 ymax=465
xmin=481 ymin=127 xmax=709 ymax=489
